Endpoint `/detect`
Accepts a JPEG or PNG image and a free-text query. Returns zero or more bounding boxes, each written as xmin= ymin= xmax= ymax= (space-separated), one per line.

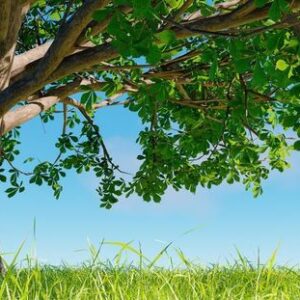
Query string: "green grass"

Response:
xmin=1 ymin=244 xmax=300 ymax=299
xmin=1 ymin=263 xmax=300 ymax=299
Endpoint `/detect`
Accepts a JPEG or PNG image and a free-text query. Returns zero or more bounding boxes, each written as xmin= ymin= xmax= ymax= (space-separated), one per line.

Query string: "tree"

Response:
xmin=0 ymin=0 xmax=299 ymax=208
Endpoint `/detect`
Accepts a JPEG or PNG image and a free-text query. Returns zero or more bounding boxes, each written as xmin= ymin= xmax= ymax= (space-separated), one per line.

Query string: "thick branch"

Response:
xmin=0 ymin=1 xmax=117 ymax=115
xmin=0 ymin=78 xmax=134 ymax=134
xmin=0 ymin=0 xmax=11 ymax=47
xmin=45 ymin=44 xmax=118 ymax=85
xmin=1 ymin=96 xmax=60 ymax=134
xmin=11 ymin=3 xmax=126 ymax=80
xmin=76 ymin=5 xmax=131 ymax=46
xmin=0 ymin=3 xmax=30 ymax=90
xmin=11 ymin=40 xmax=98 ymax=82
xmin=176 ymin=1 xmax=300 ymax=38
xmin=11 ymin=42 xmax=52 ymax=79
xmin=9 ymin=1 xmax=258 ymax=83
xmin=216 ymin=0 xmax=244 ymax=10
xmin=44 ymin=79 xmax=107 ymax=98
xmin=35 ymin=0 xmax=110 ymax=79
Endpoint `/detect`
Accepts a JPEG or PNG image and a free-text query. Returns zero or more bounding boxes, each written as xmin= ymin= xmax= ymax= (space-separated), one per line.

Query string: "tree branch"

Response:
xmin=0 ymin=2 xmax=113 ymax=116
xmin=0 ymin=77 xmax=133 ymax=134
xmin=8 ymin=0 xmax=270 ymax=85
xmin=176 ymin=1 xmax=300 ymax=38
xmin=35 ymin=0 xmax=110 ymax=79
xmin=11 ymin=42 xmax=52 ymax=79
xmin=0 ymin=0 xmax=11 ymax=47
xmin=0 ymin=2 xmax=30 ymax=90
xmin=1 ymin=96 xmax=60 ymax=134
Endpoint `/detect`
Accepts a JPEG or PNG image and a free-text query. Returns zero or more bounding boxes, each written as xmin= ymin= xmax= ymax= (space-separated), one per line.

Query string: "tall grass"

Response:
xmin=0 ymin=242 xmax=300 ymax=299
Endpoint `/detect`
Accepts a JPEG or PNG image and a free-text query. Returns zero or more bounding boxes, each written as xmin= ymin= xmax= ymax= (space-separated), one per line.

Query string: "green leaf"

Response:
xmin=276 ymin=59 xmax=289 ymax=71
xmin=293 ymin=140 xmax=300 ymax=151
xmin=269 ymin=0 xmax=289 ymax=21
xmin=92 ymin=8 xmax=112 ymax=22
xmin=81 ymin=91 xmax=98 ymax=110
xmin=209 ymin=56 xmax=218 ymax=80
xmin=146 ymin=45 xmax=161 ymax=64
xmin=234 ymin=58 xmax=251 ymax=73
xmin=165 ymin=0 xmax=184 ymax=9
xmin=132 ymin=0 xmax=152 ymax=18
xmin=269 ymin=0 xmax=281 ymax=20
xmin=252 ymin=61 xmax=266 ymax=87
xmin=155 ymin=30 xmax=176 ymax=45
xmin=255 ymin=0 xmax=268 ymax=7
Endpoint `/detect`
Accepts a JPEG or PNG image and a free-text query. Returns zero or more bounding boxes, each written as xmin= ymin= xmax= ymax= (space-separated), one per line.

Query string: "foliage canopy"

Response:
xmin=0 ymin=0 xmax=300 ymax=207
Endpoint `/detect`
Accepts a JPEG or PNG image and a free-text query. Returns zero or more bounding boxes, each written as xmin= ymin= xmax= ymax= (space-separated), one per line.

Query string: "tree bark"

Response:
xmin=0 ymin=2 xmax=30 ymax=90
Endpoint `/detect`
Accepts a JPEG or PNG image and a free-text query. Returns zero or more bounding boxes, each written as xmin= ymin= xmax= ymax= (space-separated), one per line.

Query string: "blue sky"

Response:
xmin=0 ymin=103 xmax=300 ymax=267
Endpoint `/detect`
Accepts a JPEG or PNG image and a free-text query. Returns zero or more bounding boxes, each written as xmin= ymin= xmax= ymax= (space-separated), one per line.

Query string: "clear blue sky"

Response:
xmin=0 ymin=103 xmax=300 ymax=267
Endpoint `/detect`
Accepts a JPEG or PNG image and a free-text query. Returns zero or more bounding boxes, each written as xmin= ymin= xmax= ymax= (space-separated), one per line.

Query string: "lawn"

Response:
xmin=1 ymin=246 xmax=300 ymax=299
xmin=1 ymin=264 xmax=300 ymax=299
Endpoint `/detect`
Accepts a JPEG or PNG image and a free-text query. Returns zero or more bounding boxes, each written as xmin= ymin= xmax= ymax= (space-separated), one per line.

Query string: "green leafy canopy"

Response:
xmin=0 ymin=0 xmax=300 ymax=208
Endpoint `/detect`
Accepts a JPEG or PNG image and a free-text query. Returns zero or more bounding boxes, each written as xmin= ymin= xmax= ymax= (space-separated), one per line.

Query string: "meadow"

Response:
xmin=1 ymin=243 xmax=300 ymax=299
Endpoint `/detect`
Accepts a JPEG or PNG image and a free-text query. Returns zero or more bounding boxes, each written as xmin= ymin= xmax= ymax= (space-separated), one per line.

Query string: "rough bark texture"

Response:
xmin=0 ymin=2 xmax=29 ymax=90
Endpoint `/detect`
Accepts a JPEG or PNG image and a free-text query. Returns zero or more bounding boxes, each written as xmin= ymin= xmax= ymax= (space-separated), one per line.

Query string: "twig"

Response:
xmin=52 ymin=103 xmax=68 ymax=167
xmin=163 ymin=17 xmax=238 ymax=37
xmin=67 ymin=98 xmax=131 ymax=175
